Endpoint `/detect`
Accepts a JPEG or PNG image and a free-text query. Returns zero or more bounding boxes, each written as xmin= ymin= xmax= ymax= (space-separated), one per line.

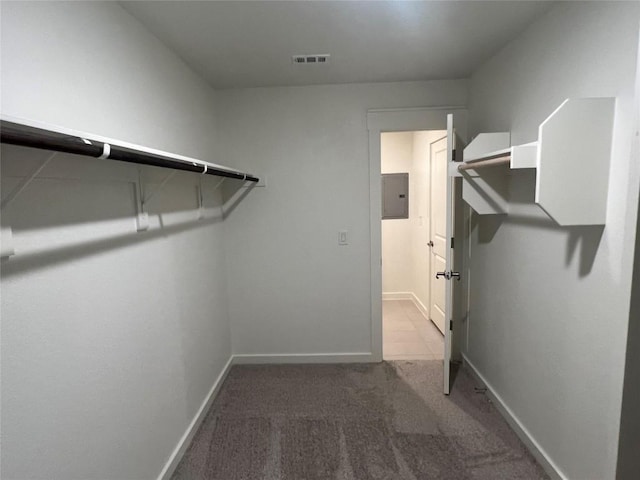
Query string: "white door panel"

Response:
xmin=431 ymin=254 xmax=446 ymax=333
xmin=443 ymin=114 xmax=461 ymax=395
xmin=430 ymin=136 xmax=448 ymax=337
xmin=441 ymin=114 xmax=467 ymax=395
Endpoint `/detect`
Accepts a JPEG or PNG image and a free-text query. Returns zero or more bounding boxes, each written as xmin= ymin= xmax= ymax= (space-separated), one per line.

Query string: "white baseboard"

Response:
xmin=462 ymin=354 xmax=567 ymax=480
xmin=232 ymin=352 xmax=375 ymax=364
xmin=157 ymin=356 xmax=234 ymax=480
xmin=409 ymin=293 xmax=430 ymax=320
xmin=382 ymin=292 xmax=413 ymax=300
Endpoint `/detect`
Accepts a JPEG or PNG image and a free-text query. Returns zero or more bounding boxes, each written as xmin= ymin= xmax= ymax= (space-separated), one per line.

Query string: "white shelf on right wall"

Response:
xmin=459 ymin=97 xmax=615 ymax=226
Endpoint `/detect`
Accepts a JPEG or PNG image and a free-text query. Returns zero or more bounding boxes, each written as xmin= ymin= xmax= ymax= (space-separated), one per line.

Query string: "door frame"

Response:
xmin=367 ymin=107 xmax=468 ymax=361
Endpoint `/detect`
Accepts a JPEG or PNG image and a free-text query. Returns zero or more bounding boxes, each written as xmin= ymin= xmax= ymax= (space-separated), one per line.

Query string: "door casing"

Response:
xmin=367 ymin=107 xmax=468 ymax=362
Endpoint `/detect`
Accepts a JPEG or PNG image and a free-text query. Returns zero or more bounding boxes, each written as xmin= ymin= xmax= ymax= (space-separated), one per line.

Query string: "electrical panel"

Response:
xmin=382 ymin=173 xmax=408 ymax=219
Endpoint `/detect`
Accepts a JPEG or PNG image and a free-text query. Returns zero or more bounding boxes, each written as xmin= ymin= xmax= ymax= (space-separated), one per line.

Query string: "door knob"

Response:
xmin=427 ymin=241 xmax=434 ymax=247
xmin=435 ymin=271 xmax=462 ymax=281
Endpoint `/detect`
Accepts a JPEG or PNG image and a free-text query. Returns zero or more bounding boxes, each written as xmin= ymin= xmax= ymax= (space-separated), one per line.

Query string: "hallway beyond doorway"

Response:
xmin=383 ymin=299 xmax=443 ymax=360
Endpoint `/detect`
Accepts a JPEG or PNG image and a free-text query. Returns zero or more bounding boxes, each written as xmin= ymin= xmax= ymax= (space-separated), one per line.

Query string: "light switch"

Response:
xmin=338 ymin=230 xmax=348 ymax=245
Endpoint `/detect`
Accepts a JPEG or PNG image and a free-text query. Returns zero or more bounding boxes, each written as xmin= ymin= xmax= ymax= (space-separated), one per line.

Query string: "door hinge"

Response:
xmin=450 ymin=320 xmax=453 ymax=331
xmin=452 ymin=149 xmax=456 ymax=162
xmin=450 ymin=237 xmax=454 ymax=249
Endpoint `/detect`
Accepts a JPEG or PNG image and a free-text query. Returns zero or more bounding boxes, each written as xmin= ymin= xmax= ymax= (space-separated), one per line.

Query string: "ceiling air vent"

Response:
xmin=292 ymin=54 xmax=330 ymax=65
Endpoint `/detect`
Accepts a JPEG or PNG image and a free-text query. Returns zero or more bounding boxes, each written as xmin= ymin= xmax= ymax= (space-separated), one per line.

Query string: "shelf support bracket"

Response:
xmin=142 ymin=170 xmax=176 ymax=207
xmin=134 ymin=170 xmax=149 ymax=232
xmin=198 ymin=177 xmax=227 ymax=220
xmin=212 ymin=177 xmax=226 ymax=192
xmin=1 ymin=226 xmax=15 ymax=259
xmin=197 ymin=176 xmax=205 ymax=220
xmin=1 ymin=152 xmax=57 ymax=211
xmin=135 ymin=170 xmax=177 ymax=231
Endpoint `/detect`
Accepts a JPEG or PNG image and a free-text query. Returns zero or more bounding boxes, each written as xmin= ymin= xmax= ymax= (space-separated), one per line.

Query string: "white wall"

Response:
xmin=1 ymin=2 xmax=232 ymax=479
xmin=216 ymin=80 xmax=467 ymax=358
xmin=466 ymin=3 xmax=640 ymax=479
xmin=0 ymin=1 xmax=218 ymax=156
xmin=381 ymin=132 xmax=414 ymax=294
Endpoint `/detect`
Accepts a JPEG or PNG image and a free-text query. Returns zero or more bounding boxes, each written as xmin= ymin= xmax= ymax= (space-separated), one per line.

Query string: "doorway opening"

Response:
xmin=381 ymin=130 xmax=447 ymax=361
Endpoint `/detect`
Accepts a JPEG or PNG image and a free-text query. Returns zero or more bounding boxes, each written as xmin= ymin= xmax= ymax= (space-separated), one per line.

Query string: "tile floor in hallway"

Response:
xmin=383 ymin=299 xmax=444 ymax=360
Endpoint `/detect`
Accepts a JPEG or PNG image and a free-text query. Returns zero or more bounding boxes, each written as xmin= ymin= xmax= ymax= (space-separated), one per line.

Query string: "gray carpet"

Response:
xmin=172 ymin=361 xmax=549 ymax=480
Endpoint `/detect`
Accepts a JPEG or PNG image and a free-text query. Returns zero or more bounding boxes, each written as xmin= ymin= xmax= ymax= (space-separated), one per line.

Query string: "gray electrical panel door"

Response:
xmin=382 ymin=173 xmax=409 ymax=219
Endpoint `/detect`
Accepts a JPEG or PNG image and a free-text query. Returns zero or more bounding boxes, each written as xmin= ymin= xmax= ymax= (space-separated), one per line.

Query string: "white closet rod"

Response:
xmin=458 ymin=155 xmax=510 ymax=172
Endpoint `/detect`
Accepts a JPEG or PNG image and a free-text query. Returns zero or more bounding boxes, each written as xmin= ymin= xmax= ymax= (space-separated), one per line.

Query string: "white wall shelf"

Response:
xmin=463 ymin=132 xmax=510 ymax=161
xmin=0 ymin=116 xmax=264 ymax=257
xmin=511 ymin=142 xmax=538 ymax=169
xmin=458 ymin=97 xmax=615 ymax=226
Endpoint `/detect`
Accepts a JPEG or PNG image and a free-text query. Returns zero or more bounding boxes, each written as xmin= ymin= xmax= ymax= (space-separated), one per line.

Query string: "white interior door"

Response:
xmin=429 ymin=136 xmax=448 ymax=336
xmin=442 ymin=113 xmax=457 ymax=395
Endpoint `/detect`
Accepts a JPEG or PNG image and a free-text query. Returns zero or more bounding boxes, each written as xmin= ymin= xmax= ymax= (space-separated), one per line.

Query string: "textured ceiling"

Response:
xmin=121 ymin=1 xmax=553 ymax=89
